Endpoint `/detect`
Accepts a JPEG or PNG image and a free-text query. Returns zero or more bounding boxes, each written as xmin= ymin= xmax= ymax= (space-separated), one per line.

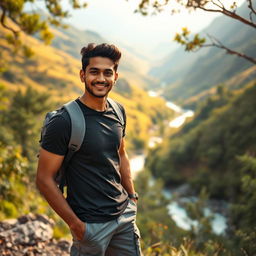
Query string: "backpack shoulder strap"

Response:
xmin=64 ymin=100 xmax=86 ymax=152
xmin=57 ymin=100 xmax=86 ymax=192
xmin=107 ymin=98 xmax=125 ymax=126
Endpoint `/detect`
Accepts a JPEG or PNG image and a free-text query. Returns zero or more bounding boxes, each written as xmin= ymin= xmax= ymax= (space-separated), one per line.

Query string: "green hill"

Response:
xmin=146 ymin=81 xmax=256 ymax=200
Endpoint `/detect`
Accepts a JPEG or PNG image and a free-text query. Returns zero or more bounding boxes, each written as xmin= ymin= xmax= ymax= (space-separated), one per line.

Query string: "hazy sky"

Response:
xmin=61 ymin=0 xmax=245 ymax=53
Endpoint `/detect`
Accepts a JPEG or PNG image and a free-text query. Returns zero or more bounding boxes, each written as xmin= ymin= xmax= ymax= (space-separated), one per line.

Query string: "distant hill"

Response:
xmin=49 ymin=24 xmax=155 ymax=89
xmin=50 ymin=26 xmax=106 ymax=59
xmin=0 ymin=21 xmax=174 ymax=152
xmin=150 ymin=3 xmax=256 ymax=103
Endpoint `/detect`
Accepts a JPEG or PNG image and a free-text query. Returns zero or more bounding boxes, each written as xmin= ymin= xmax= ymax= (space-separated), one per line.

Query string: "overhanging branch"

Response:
xmin=204 ymin=34 xmax=256 ymax=64
xmin=248 ymin=0 xmax=256 ymax=15
xmin=0 ymin=9 xmax=20 ymax=37
xmin=198 ymin=5 xmax=256 ymax=29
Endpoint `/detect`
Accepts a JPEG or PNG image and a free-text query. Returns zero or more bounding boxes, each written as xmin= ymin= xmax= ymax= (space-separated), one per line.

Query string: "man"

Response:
xmin=36 ymin=43 xmax=142 ymax=256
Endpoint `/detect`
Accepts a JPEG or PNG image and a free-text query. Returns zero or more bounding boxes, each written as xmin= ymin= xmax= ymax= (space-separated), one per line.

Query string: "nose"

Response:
xmin=97 ymin=72 xmax=105 ymax=83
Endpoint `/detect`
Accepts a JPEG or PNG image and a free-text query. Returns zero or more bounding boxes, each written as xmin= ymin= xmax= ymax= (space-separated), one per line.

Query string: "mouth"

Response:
xmin=93 ymin=83 xmax=109 ymax=88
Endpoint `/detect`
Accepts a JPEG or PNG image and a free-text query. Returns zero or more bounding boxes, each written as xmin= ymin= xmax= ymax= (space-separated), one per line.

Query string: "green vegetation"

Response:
xmin=1 ymin=4 xmax=255 ymax=254
xmin=0 ymin=0 xmax=87 ymax=55
xmin=147 ymin=83 xmax=256 ymax=198
xmin=146 ymin=82 xmax=256 ymax=255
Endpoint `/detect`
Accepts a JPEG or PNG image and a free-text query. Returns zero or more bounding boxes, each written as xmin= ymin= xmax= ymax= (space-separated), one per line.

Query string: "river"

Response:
xmin=130 ymin=92 xmax=227 ymax=234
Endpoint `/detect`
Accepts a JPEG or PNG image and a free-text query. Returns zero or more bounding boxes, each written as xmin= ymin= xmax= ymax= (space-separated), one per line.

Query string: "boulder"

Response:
xmin=0 ymin=214 xmax=71 ymax=256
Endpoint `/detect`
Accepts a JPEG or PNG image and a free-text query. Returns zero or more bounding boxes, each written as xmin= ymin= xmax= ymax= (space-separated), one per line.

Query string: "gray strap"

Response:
xmin=64 ymin=100 xmax=86 ymax=151
xmin=107 ymin=98 xmax=124 ymax=126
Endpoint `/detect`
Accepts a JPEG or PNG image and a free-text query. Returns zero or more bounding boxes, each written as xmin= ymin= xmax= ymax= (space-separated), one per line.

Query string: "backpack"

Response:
xmin=39 ymin=98 xmax=125 ymax=193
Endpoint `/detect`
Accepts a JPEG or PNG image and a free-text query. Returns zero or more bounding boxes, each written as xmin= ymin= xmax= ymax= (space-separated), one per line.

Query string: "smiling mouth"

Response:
xmin=93 ymin=83 xmax=109 ymax=88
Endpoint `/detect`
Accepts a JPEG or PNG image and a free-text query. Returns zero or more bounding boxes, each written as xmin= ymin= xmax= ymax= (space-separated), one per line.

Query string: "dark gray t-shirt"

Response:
xmin=41 ymin=99 xmax=129 ymax=222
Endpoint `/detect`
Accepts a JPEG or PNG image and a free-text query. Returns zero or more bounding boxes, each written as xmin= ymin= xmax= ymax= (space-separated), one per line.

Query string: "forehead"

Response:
xmin=87 ymin=57 xmax=115 ymax=71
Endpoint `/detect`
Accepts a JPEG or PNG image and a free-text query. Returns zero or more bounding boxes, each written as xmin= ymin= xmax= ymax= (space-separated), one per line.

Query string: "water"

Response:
xmin=130 ymin=154 xmax=145 ymax=179
xmin=167 ymin=201 xmax=227 ymax=234
xmin=131 ymin=154 xmax=227 ymax=234
xmin=169 ymin=110 xmax=194 ymax=128
xmin=131 ymin=92 xmax=227 ymax=234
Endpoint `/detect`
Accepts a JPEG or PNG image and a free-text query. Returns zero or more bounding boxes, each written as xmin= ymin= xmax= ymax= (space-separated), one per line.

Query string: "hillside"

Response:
xmin=0 ymin=21 xmax=174 ymax=152
xmin=49 ymin=24 xmax=155 ymax=89
xmin=146 ymin=81 xmax=256 ymax=200
xmin=150 ymin=3 xmax=256 ymax=102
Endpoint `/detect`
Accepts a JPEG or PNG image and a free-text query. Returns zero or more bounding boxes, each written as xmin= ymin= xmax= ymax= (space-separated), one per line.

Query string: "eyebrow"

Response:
xmin=89 ymin=68 xmax=113 ymax=72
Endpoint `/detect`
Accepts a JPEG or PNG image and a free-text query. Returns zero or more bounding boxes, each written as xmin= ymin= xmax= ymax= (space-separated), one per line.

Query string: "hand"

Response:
xmin=69 ymin=220 xmax=86 ymax=241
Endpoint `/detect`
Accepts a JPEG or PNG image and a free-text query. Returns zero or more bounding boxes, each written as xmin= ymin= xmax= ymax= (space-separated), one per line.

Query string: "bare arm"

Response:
xmin=36 ymin=148 xmax=85 ymax=240
xmin=119 ymin=139 xmax=137 ymax=203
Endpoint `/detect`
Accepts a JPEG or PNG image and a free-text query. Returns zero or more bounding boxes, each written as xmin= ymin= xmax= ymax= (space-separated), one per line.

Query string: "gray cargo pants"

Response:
xmin=70 ymin=200 xmax=142 ymax=256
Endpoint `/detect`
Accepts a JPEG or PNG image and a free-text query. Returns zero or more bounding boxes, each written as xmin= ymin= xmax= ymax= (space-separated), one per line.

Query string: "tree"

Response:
xmin=6 ymin=87 xmax=53 ymax=160
xmin=229 ymin=154 xmax=256 ymax=255
xmin=0 ymin=144 xmax=28 ymax=218
xmin=0 ymin=0 xmax=87 ymax=55
xmin=132 ymin=0 xmax=256 ymax=64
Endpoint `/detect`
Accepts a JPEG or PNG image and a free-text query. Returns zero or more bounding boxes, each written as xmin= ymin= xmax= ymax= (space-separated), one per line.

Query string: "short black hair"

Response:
xmin=80 ymin=43 xmax=122 ymax=71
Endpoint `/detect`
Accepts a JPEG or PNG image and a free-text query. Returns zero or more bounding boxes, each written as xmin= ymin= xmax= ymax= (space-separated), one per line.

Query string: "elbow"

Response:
xmin=35 ymin=170 xmax=53 ymax=193
xmin=35 ymin=173 xmax=44 ymax=192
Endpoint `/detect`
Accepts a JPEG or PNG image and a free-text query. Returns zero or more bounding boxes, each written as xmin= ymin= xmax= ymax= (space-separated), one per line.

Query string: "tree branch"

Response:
xmin=0 ymin=9 xmax=20 ymax=37
xmin=248 ymin=0 xmax=256 ymax=15
xmin=198 ymin=5 xmax=256 ymax=29
xmin=204 ymin=34 xmax=256 ymax=64
xmin=211 ymin=0 xmax=224 ymax=10
xmin=248 ymin=0 xmax=256 ymax=23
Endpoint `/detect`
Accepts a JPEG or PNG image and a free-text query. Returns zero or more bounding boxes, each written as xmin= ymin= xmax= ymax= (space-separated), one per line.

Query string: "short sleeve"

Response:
xmin=115 ymin=102 xmax=126 ymax=137
xmin=41 ymin=112 xmax=71 ymax=155
xmin=122 ymin=107 xmax=126 ymax=137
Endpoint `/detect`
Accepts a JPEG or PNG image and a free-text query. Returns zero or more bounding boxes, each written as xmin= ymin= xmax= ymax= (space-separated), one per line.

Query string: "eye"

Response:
xmin=104 ymin=71 xmax=113 ymax=77
xmin=89 ymin=70 xmax=98 ymax=75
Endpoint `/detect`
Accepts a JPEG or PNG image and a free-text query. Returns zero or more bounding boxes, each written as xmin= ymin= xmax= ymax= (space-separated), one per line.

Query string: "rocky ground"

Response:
xmin=0 ymin=214 xmax=71 ymax=256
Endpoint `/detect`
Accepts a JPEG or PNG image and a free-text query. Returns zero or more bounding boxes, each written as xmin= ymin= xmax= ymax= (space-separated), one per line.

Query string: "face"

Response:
xmin=80 ymin=57 xmax=118 ymax=98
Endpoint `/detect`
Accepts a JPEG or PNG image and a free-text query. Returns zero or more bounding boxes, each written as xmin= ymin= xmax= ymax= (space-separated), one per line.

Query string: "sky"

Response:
xmin=61 ymin=0 xmax=245 ymax=54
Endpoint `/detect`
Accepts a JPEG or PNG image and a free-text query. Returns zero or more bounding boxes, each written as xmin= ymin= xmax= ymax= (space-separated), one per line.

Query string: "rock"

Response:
xmin=6 ymin=242 xmax=12 ymax=248
xmin=18 ymin=213 xmax=36 ymax=224
xmin=0 ymin=218 xmax=17 ymax=232
xmin=0 ymin=214 xmax=71 ymax=255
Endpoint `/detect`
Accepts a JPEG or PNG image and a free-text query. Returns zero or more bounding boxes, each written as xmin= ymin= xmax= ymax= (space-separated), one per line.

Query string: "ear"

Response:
xmin=114 ymin=72 xmax=118 ymax=84
xmin=80 ymin=70 xmax=85 ymax=82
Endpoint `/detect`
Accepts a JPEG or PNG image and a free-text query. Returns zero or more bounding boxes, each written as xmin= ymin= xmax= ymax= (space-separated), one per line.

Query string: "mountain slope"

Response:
xmin=49 ymin=24 xmax=154 ymax=89
xmin=150 ymin=3 xmax=256 ymax=102
xmin=0 ymin=22 xmax=174 ymax=152
xmin=146 ymin=81 xmax=256 ymax=200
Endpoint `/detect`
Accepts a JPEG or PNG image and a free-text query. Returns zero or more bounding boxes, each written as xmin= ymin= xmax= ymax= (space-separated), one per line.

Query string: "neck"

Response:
xmin=79 ymin=93 xmax=107 ymax=111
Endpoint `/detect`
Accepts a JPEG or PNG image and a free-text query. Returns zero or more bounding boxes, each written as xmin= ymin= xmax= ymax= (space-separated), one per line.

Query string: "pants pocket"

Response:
xmin=83 ymin=222 xmax=90 ymax=241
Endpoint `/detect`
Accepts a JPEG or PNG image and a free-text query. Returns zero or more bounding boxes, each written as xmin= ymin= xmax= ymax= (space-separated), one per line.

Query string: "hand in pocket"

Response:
xmin=70 ymin=221 xmax=86 ymax=241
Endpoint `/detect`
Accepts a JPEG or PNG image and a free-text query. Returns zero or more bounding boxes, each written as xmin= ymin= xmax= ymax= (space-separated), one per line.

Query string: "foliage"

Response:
xmin=135 ymin=169 xmax=186 ymax=247
xmin=0 ymin=144 xmax=28 ymax=218
xmin=174 ymin=27 xmax=206 ymax=51
xmin=174 ymin=28 xmax=256 ymax=65
xmin=146 ymin=83 xmax=256 ymax=200
xmin=143 ymin=238 xmax=226 ymax=256
xmin=0 ymin=0 xmax=87 ymax=54
xmin=4 ymin=87 xmax=53 ymax=160
xmin=135 ymin=170 xmax=232 ymax=255
xmin=228 ymin=154 xmax=256 ymax=255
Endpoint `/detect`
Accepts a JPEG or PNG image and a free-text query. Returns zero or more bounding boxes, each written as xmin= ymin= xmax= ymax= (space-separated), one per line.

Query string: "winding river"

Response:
xmin=130 ymin=91 xmax=227 ymax=234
